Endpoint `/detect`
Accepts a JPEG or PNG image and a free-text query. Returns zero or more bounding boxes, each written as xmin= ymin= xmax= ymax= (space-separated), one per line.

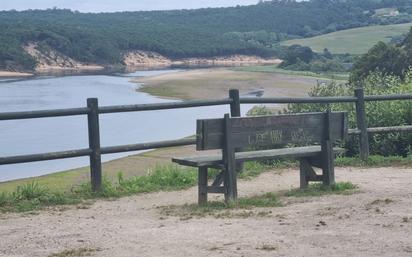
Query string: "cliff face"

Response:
xmin=21 ymin=44 xmax=281 ymax=72
xmin=123 ymin=51 xmax=172 ymax=66
xmin=122 ymin=50 xmax=282 ymax=67
xmin=23 ymin=43 xmax=104 ymax=72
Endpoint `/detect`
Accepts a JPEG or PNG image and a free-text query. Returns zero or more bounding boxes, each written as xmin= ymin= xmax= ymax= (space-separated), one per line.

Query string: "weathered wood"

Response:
xmin=321 ymin=109 xmax=335 ymax=186
xmin=0 ymin=148 xmax=93 ymax=165
xmin=172 ymin=146 xmax=346 ymax=167
xmin=355 ymin=88 xmax=370 ymax=160
xmin=198 ymin=167 xmax=208 ymax=205
xmin=229 ymin=89 xmax=244 ymax=173
xmin=299 ymin=159 xmax=310 ymax=189
xmin=300 ymin=158 xmax=323 ymax=185
xmin=87 ymin=98 xmax=102 ymax=192
xmin=223 ymin=114 xmax=238 ymax=202
xmin=212 ymin=172 xmax=224 ymax=187
xmin=197 ymin=112 xmax=347 ymax=150
xmin=229 ymin=89 xmax=241 ymax=118
xmin=207 ymin=186 xmax=226 ymax=194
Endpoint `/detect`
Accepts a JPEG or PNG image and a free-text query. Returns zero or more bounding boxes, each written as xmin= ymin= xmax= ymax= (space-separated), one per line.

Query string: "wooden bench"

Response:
xmin=173 ymin=111 xmax=348 ymax=204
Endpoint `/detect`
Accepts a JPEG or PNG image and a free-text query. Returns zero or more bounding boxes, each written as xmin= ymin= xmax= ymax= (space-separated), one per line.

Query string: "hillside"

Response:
xmin=2 ymin=0 xmax=412 ymax=71
xmin=282 ymin=22 xmax=412 ymax=55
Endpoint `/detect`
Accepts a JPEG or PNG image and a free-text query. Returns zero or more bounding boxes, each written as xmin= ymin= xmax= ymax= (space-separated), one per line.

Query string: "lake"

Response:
xmin=0 ymin=69 xmax=252 ymax=182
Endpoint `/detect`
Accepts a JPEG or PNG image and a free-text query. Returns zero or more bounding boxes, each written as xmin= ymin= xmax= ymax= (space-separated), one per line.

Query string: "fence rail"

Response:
xmin=1 ymin=88 xmax=411 ymax=191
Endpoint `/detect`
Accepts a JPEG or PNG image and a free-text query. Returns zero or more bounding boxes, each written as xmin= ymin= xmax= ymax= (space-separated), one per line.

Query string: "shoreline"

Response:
xmin=0 ymin=71 xmax=34 ymax=78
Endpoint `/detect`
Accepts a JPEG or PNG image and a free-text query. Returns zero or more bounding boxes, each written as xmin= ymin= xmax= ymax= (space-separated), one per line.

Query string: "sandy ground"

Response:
xmin=0 ymin=71 xmax=33 ymax=77
xmin=1 ymin=167 xmax=411 ymax=257
xmin=135 ymin=68 xmax=319 ymax=100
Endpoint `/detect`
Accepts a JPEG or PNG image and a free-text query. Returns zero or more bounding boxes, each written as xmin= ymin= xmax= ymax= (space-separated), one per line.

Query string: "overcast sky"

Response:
xmin=0 ymin=0 xmax=265 ymax=12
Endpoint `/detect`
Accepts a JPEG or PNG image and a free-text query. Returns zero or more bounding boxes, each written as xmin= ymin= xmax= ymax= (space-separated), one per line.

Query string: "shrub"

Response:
xmin=287 ymin=71 xmax=412 ymax=156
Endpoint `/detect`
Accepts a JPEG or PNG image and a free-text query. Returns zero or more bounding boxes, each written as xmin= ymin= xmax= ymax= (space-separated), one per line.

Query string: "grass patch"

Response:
xmin=284 ymin=182 xmax=358 ymax=197
xmin=161 ymin=192 xmax=281 ymax=219
xmin=1 ymin=153 xmax=408 ymax=214
xmin=232 ymin=65 xmax=349 ymax=81
xmin=281 ymin=23 xmax=412 ymax=54
xmin=336 ymin=155 xmax=412 ymax=167
xmin=256 ymin=244 xmax=278 ymax=251
xmin=48 ymin=247 xmax=100 ymax=257
xmin=0 ymin=182 xmax=81 ymax=213
xmin=239 ymin=160 xmax=297 ymax=179
xmin=0 ymin=165 xmax=197 ymax=213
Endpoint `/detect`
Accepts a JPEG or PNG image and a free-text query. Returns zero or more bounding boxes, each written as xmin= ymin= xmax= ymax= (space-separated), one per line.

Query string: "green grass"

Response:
xmin=231 ymin=65 xmax=349 ymax=81
xmin=48 ymin=247 xmax=100 ymax=257
xmin=284 ymin=182 xmax=358 ymax=197
xmin=160 ymin=192 xmax=282 ymax=219
xmin=161 ymin=182 xmax=356 ymax=219
xmin=1 ymin=154 xmax=410 ymax=214
xmin=0 ymin=165 xmax=197 ymax=213
xmin=335 ymin=155 xmax=412 ymax=167
xmin=282 ymin=23 xmax=412 ymax=54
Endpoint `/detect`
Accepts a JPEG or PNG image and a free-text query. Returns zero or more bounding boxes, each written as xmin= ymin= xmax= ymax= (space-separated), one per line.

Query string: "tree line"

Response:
xmin=1 ymin=0 xmax=412 ymax=71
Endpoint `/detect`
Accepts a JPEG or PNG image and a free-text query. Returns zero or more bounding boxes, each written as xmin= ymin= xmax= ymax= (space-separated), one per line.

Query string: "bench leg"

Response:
xmin=322 ymin=140 xmax=335 ymax=186
xmin=299 ymin=159 xmax=309 ymax=189
xmin=198 ymin=167 xmax=208 ymax=205
xmin=224 ymin=165 xmax=238 ymax=203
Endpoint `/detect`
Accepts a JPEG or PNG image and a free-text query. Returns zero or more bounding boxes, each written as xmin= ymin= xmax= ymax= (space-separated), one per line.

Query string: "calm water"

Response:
xmin=0 ymin=70 xmax=251 ymax=182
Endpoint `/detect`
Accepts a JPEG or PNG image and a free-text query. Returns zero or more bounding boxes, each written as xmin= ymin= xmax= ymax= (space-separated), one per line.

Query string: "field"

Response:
xmin=282 ymin=23 xmax=412 ymax=54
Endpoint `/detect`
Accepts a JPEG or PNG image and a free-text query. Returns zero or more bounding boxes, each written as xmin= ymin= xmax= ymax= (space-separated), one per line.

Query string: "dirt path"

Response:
xmin=1 ymin=167 xmax=411 ymax=257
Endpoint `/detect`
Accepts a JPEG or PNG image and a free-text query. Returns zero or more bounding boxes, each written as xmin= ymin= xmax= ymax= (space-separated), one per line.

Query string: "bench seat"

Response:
xmin=172 ymin=146 xmax=345 ymax=168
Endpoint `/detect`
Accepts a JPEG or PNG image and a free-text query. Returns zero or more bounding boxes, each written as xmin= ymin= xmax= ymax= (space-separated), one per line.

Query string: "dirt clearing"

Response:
xmin=1 ymin=166 xmax=411 ymax=257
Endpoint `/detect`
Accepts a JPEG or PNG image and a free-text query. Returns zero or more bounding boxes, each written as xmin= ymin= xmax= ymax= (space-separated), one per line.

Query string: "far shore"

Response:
xmin=0 ymin=71 xmax=34 ymax=77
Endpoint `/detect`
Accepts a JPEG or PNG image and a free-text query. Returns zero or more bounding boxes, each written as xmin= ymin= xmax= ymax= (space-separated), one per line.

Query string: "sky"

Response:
xmin=0 ymin=0 xmax=264 ymax=12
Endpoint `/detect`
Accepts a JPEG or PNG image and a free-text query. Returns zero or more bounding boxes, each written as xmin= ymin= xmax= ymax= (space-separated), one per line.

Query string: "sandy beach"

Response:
xmin=0 ymin=71 xmax=33 ymax=77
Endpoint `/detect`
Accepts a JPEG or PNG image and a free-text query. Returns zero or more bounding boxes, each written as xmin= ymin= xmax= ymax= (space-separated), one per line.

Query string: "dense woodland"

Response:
xmin=1 ymin=0 xmax=412 ymax=71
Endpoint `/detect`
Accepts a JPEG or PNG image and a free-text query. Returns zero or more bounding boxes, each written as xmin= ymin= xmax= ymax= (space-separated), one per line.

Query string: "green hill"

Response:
xmin=282 ymin=23 xmax=412 ymax=55
xmin=2 ymin=0 xmax=412 ymax=71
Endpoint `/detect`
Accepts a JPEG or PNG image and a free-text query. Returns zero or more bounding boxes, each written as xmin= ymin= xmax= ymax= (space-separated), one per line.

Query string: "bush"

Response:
xmin=287 ymin=71 xmax=412 ymax=156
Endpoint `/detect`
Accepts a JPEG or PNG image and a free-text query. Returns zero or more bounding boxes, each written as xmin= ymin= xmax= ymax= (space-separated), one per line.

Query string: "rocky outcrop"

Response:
xmin=23 ymin=43 xmax=104 ymax=72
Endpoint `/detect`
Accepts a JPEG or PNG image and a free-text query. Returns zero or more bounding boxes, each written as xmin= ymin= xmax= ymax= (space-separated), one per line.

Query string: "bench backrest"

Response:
xmin=196 ymin=112 xmax=348 ymax=151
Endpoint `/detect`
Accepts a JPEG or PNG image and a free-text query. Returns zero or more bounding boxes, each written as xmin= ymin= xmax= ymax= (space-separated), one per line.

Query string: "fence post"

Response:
xmin=229 ymin=89 xmax=243 ymax=172
xmin=354 ymin=88 xmax=369 ymax=160
xmin=229 ymin=89 xmax=241 ymax=117
xmin=87 ymin=98 xmax=102 ymax=192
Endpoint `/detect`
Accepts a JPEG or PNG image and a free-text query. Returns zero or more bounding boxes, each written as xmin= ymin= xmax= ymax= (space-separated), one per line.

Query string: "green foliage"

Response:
xmin=2 ymin=0 xmax=412 ymax=70
xmin=287 ymin=72 xmax=412 ymax=156
xmin=350 ymin=41 xmax=409 ymax=83
xmin=284 ymin=182 xmax=358 ymax=197
xmin=279 ymin=44 xmax=348 ymax=73
xmin=246 ymin=105 xmax=277 ymax=116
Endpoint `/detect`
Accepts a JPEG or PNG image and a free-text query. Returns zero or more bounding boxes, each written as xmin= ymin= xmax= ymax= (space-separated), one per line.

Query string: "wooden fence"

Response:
xmin=0 ymin=88 xmax=411 ymax=191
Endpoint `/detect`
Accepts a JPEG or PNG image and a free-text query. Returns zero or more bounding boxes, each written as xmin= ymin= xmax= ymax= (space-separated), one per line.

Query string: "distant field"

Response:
xmin=282 ymin=23 xmax=412 ymax=54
